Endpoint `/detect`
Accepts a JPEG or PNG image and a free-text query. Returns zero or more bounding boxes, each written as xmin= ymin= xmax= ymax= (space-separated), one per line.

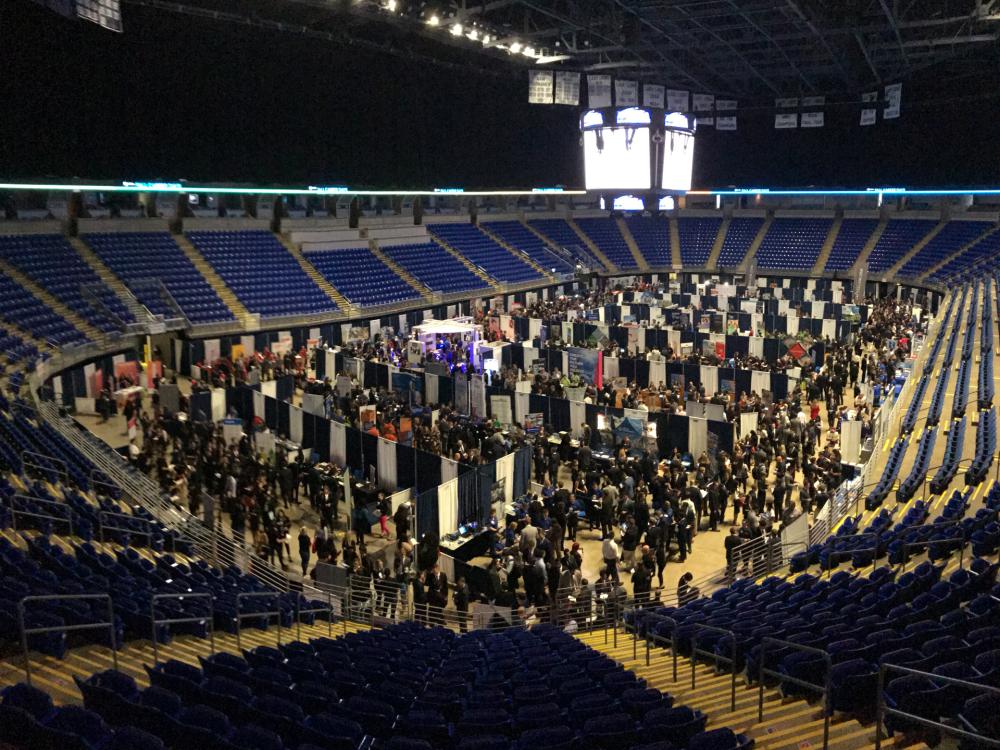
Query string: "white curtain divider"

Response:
xmin=330 ymin=420 xmax=346 ymax=464
xmin=667 ymin=330 xmax=681 ymax=356
xmin=822 ymin=319 xmax=836 ymax=339
xmin=700 ymin=365 xmax=719 ymax=396
xmin=252 ymin=390 xmax=265 ymax=421
xmin=261 ymin=380 xmax=277 ymax=399
xmin=425 ymin=372 xmax=439 ymax=405
xmin=496 ymin=453 xmax=515 ymax=506
xmin=83 ymin=363 xmax=96 ymax=397
xmin=441 ymin=457 xmax=459 ymax=484
xmin=561 ymin=351 xmax=569 ymax=377
xmin=289 ymin=405 xmax=303 ymax=444
xmin=749 ymin=336 xmax=765 ymax=359
xmin=740 ymin=411 xmax=759 ymax=437
xmin=688 ymin=417 xmax=708 ymax=456
xmin=437 ymin=478 xmax=459 ymax=539
xmin=211 ymin=388 xmax=227 ymax=423
xmin=649 ymin=360 xmax=666 ymax=389
xmin=787 ymin=316 xmax=799 ymax=335
xmin=604 ymin=356 xmax=620 ymax=381
xmin=515 ymin=392 xmax=531 ymax=425
xmin=324 ymin=350 xmax=336 ymax=378
xmin=369 ymin=320 xmax=381 ymax=337
xmin=528 ymin=318 xmax=542 ymax=340
xmin=377 ymin=438 xmax=397 ymax=492
xmin=204 ymin=339 xmax=221 ymax=364
xmin=778 ymin=299 xmax=790 ymax=315
xmin=841 ymin=419 xmax=862 ymax=463
xmin=570 ymin=400 xmax=587 ymax=437
xmin=751 ymin=369 xmax=771 ymax=396
xmin=522 ymin=346 xmax=538 ymax=373
xmin=812 ymin=301 xmax=825 ymax=318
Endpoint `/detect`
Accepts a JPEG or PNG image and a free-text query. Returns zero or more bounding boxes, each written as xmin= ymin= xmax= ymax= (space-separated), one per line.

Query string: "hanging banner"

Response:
xmin=567 ymin=347 xmax=603 ymax=387
xmin=801 ymin=95 xmax=825 ymax=107
xmin=715 ymin=99 xmax=737 ymax=111
xmin=554 ymin=71 xmax=580 ymax=105
xmin=860 ymin=109 xmax=877 ymax=126
xmin=861 ymin=91 xmax=878 ymax=103
xmin=470 ymin=375 xmax=487 ymax=419
xmin=801 ymin=112 xmax=824 ymax=128
xmin=716 ymin=116 xmax=737 ymax=131
xmin=696 ymin=116 xmax=714 ymax=127
xmin=615 ymin=79 xmax=639 ymax=106
xmin=490 ymin=395 xmax=513 ymax=426
xmin=666 ymin=89 xmax=690 ymax=112
xmin=588 ymin=74 xmax=613 ymax=107
xmin=775 ymin=97 xmax=799 ymax=108
xmin=692 ymin=93 xmax=715 ymax=111
xmin=642 ymin=83 xmax=665 ymax=108
xmin=775 ymin=113 xmax=798 ymax=129
xmin=884 ymin=83 xmax=902 ymax=119
xmin=528 ymin=70 xmax=554 ymax=104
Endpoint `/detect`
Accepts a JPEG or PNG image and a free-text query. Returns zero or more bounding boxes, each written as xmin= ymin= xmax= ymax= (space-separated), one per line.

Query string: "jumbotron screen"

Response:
xmin=661 ymin=125 xmax=695 ymax=192
xmin=582 ymin=108 xmax=652 ymax=191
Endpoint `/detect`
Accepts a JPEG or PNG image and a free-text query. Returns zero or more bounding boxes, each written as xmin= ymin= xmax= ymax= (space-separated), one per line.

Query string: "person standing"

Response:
xmin=454 ymin=576 xmax=470 ymax=633
xmin=298 ymin=527 xmax=311 ymax=576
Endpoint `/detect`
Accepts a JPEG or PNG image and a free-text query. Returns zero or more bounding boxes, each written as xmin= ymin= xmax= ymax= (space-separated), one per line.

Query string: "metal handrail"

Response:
xmin=150 ymin=592 xmax=214 ymax=665
xmin=21 ymin=450 xmax=69 ymax=483
xmin=875 ymin=662 xmax=1000 ymax=750
xmin=98 ymin=509 xmax=153 ymax=546
xmin=234 ymin=591 xmax=283 ymax=651
xmin=294 ymin=594 xmax=334 ymax=641
xmin=4 ymin=494 xmax=74 ymax=537
xmin=819 ymin=531 xmax=884 ymax=578
xmin=690 ymin=622 xmax=738 ymax=711
xmin=18 ymin=593 xmax=117 ymax=686
xmin=757 ymin=636 xmax=833 ymax=750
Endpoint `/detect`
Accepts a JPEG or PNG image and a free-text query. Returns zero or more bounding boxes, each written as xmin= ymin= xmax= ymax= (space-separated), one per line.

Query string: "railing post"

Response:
xmin=691 ymin=631 xmax=698 ymax=689
xmin=18 ymin=599 xmax=31 ymax=686
xmin=757 ymin=639 xmax=766 ymax=723
xmin=874 ymin=663 xmax=886 ymax=750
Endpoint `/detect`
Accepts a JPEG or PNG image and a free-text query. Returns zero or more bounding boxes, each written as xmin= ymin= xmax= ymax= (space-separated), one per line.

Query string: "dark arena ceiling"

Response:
xmin=118 ymin=0 xmax=1000 ymax=98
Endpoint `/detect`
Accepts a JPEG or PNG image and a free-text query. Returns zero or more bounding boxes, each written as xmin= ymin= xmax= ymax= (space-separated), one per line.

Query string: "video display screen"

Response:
xmin=661 ymin=129 xmax=695 ymax=192
xmin=583 ymin=126 xmax=651 ymax=191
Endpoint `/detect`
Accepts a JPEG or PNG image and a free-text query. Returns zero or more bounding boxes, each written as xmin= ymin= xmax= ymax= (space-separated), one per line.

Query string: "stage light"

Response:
xmin=426 ymin=13 xmax=440 ymax=25
xmin=509 ymin=41 xmax=522 ymax=53
xmin=450 ymin=22 xmax=462 ymax=35
xmin=467 ymin=28 xmax=478 ymax=40
xmin=523 ymin=46 xmax=536 ymax=57
xmin=384 ymin=0 xmax=397 ymax=10
xmin=481 ymin=34 xmax=491 ymax=45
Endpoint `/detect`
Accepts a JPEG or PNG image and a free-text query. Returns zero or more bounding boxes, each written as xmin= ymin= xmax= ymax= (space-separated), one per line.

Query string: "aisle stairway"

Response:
xmin=277 ymin=235 xmax=353 ymax=313
xmin=885 ymin=221 xmax=948 ymax=278
xmin=705 ymin=217 xmax=732 ymax=269
xmin=616 ymin=218 xmax=650 ymax=271
xmin=0 ymin=259 xmax=101 ymax=342
xmin=811 ymin=216 xmax=844 ymax=274
xmin=669 ymin=218 xmax=682 ymax=268
xmin=478 ymin=224 xmax=557 ymax=282
xmin=578 ymin=629 xmax=924 ymax=750
xmin=739 ymin=217 xmax=774 ymax=272
xmin=174 ymin=235 xmax=252 ymax=326
xmin=69 ymin=237 xmax=150 ymax=325
xmin=850 ymin=219 xmax=890 ymax=275
xmin=430 ymin=236 xmax=502 ymax=291
xmin=567 ymin=219 xmax=617 ymax=273
xmin=369 ymin=241 xmax=434 ymax=300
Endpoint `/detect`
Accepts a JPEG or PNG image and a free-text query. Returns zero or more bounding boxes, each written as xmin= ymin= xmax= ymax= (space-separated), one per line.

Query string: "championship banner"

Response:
xmin=860 ymin=108 xmax=877 ymax=127
xmin=884 ymin=83 xmax=902 ymax=119
xmin=642 ymin=83 xmax=665 ymax=108
xmin=715 ymin=99 xmax=737 ymax=111
xmin=716 ymin=116 xmax=737 ymax=131
xmin=615 ymin=79 xmax=639 ymax=106
xmin=587 ymin=75 xmax=613 ymax=107
xmin=666 ymin=89 xmax=689 ymax=112
xmin=567 ymin=347 xmax=603 ymax=387
xmin=775 ymin=113 xmax=798 ymax=129
xmin=528 ymin=70 xmax=554 ymax=104
xmin=692 ymin=93 xmax=715 ymax=111
xmin=554 ymin=71 xmax=580 ymax=105
xmin=801 ymin=112 xmax=824 ymax=128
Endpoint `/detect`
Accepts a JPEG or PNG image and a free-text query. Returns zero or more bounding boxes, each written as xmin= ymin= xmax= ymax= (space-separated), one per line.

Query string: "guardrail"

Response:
xmin=4 ymin=495 xmax=74 ymax=537
xmin=21 ymin=450 xmax=69 ymax=483
xmin=150 ymin=592 xmax=214 ymax=665
xmin=757 ymin=637 xmax=833 ymax=750
xmin=234 ymin=591 xmax=283 ymax=651
xmin=18 ymin=594 xmax=117 ymax=686
xmin=875 ymin=663 xmax=1000 ymax=750
xmin=98 ymin=509 xmax=153 ymax=546
xmin=690 ymin=623 xmax=738 ymax=711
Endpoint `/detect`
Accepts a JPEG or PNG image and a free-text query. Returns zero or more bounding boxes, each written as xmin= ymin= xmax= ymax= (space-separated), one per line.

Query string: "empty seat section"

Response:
xmin=574 ymin=218 xmax=637 ymax=270
xmin=427 ymin=224 xmax=539 ymax=283
xmin=82 ymin=233 xmax=234 ymax=324
xmin=931 ymin=228 xmax=1000 ymax=284
xmin=305 ymin=247 xmax=420 ymax=307
xmin=482 ymin=221 xmax=574 ymax=274
xmin=865 ymin=219 xmax=937 ymax=274
xmin=824 ymin=219 xmax=879 ymax=272
xmin=0 ymin=234 xmax=132 ymax=333
xmin=677 ymin=217 xmax=722 ymax=267
xmin=0 ymin=272 xmax=88 ymax=347
xmin=624 ymin=217 xmax=671 ymax=267
xmin=754 ymin=218 xmax=832 ymax=270
xmin=187 ymin=231 xmax=336 ymax=317
xmin=898 ymin=221 xmax=992 ymax=278
xmin=717 ymin=217 xmax=764 ymax=267
xmin=382 ymin=242 xmax=487 ymax=293
xmin=528 ymin=219 xmax=604 ymax=269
